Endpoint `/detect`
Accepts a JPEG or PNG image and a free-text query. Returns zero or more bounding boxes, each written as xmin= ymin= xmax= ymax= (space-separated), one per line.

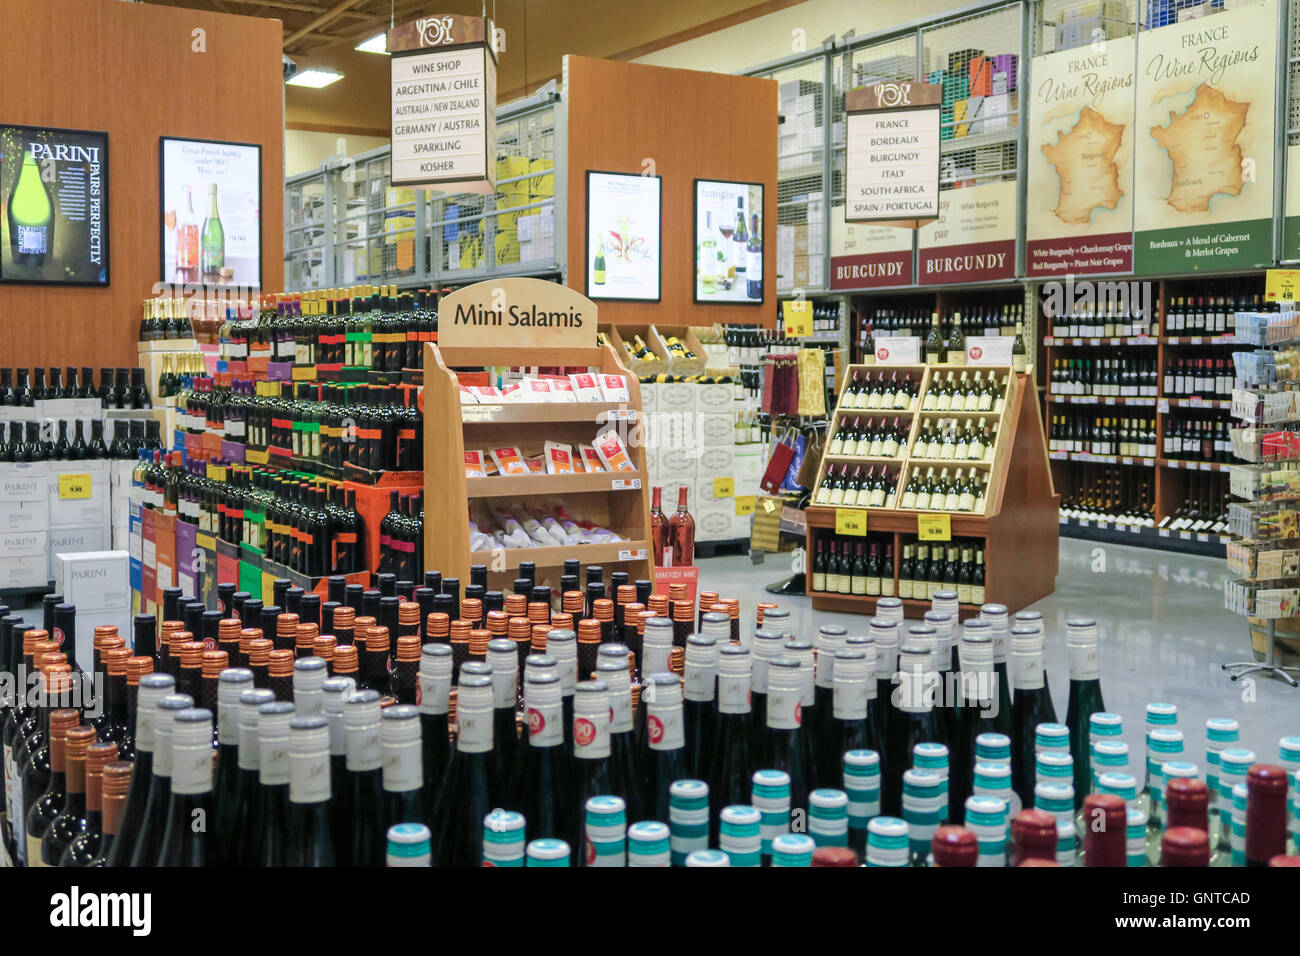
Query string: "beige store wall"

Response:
xmin=286 ymin=129 xmax=391 ymax=177
xmin=633 ymin=0 xmax=963 ymax=73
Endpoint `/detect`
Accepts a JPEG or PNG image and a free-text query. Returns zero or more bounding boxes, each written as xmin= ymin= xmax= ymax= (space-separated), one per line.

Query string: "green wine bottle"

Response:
xmin=1064 ymin=618 xmax=1105 ymax=811
xmin=200 ymin=183 xmax=225 ymax=279
xmin=7 ymin=143 xmax=53 ymax=270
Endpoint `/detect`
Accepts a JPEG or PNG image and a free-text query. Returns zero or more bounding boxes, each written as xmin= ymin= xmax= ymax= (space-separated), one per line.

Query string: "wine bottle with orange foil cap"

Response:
xmin=120 ymin=656 xmax=153 ymax=763
xmin=363 ymin=624 xmax=392 ymax=696
xmin=391 ymin=634 xmax=420 ymax=706
xmin=295 ymin=622 xmax=318 ymax=660
xmin=248 ymin=636 xmax=273 ymax=690
xmin=333 ymin=644 xmax=360 ymax=686
xmin=89 ymin=761 xmax=134 ymax=867
xmin=20 ymin=671 xmax=76 ymax=866
xmin=39 ymin=724 xmax=96 ymax=865
xmin=157 ymin=707 xmax=215 ymax=866
xmin=431 ymin=670 xmax=494 ymax=866
xmin=61 ymin=741 xmax=117 ymax=867
xmin=284 ymin=713 xmax=336 ymax=866
xmin=176 ymin=639 xmax=205 ymax=703
xmin=269 ymin=649 xmax=296 ymax=703
xmin=106 ymin=673 xmax=174 ymax=867
xmin=98 ymin=648 xmax=132 ymax=754
xmin=127 ymin=692 xmax=193 ymax=867
xmin=217 ymin=618 xmax=242 ymax=672
xmin=211 ymin=668 xmax=253 ymax=864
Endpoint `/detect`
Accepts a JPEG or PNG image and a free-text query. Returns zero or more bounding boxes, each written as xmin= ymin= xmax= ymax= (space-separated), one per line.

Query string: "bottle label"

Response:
xmin=608 ymin=687 xmax=634 ymax=733
xmin=1068 ymin=642 xmax=1100 ymax=680
xmin=766 ymin=687 xmax=800 ymax=730
xmin=382 ymin=744 xmax=423 ymax=791
xmin=718 ymin=674 xmax=751 ymax=714
xmin=417 ymin=675 xmax=450 ymax=716
xmin=260 ymin=744 xmax=290 ymax=786
xmin=290 ymin=754 xmax=332 ymax=803
xmin=173 ymin=743 xmax=214 ymax=795
xmin=527 ymin=703 xmax=563 ymax=748
xmin=573 ymin=711 xmax=611 ymax=760
xmin=684 ymin=667 xmax=714 ymax=703
xmin=834 ymin=680 xmax=868 ymax=720
xmin=646 ymin=705 xmax=685 ymax=750
xmin=346 ymin=729 xmax=383 ymax=772
xmin=1012 ymin=654 xmax=1045 ymax=690
xmin=27 ymin=835 xmax=45 ymax=867
xmin=747 ymin=249 xmax=762 ymax=280
xmin=16 ymin=225 xmax=46 ymax=256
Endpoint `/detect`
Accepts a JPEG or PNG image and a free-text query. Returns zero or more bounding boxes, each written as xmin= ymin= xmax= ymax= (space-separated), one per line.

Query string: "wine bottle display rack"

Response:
xmin=423 ymin=280 xmax=652 ymax=589
xmin=806 ymin=364 xmax=1057 ymax=618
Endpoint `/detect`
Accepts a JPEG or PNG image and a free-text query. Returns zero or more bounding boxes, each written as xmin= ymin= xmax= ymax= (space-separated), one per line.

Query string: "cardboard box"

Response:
xmin=658 ymin=449 xmax=698 ymax=482
xmin=0 ymin=461 xmax=49 ymax=502
xmin=695 ymin=413 xmax=734 ymax=448
xmin=0 ymin=500 xmax=47 ymax=533
xmin=57 ymin=549 xmax=130 ymax=612
xmin=47 ymin=461 xmax=110 ymax=529
xmin=639 ymin=381 xmax=658 ymax=413
xmin=656 ymin=381 xmax=695 ymax=415
xmin=73 ymin=607 xmax=133 ymax=664
xmin=48 ymin=526 xmax=109 ymax=585
xmin=0 ymin=553 xmax=46 ymax=590
xmin=697 ymin=445 xmax=736 ymax=477
xmin=695 ymin=478 xmax=735 ymax=508
xmin=695 ymin=507 xmax=734 ymax=542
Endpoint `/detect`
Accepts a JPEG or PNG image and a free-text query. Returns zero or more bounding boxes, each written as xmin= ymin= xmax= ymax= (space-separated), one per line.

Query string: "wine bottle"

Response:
xmin=764 ymin=657 xmax=814 ymax=817
xmin=641 ymin=672 xmax=688 ymax=823
xmin=39 ymin=724 xmax=97 ymax=866
xmin=431 ymin=671 xmax=495 ymax=866
xmin=201 ymin=183 xmax=225 ymax=279
xmin=811 ymin=624 xmax=846 ymax=786
xmin=283 ymin=714 xmax=336 ymax=866
xmin=682 ymin=634 xmax=719 ymax=779
xmin=89 ymin=761 xmax=134 ymax=867
xmin=210 ymin=668 xmax=253 ymax=863
xmin=61 ymin=742 xmax=119 ymax=867
xmin=105 ymin=673 xmax=174 ymax=866
xmin=156 ymin=708 xmax=215 ymax=866
xmin=1009 ymin=625 xmax=1057 ymax=810
xmin=596 ymin=644 xmax=642 ymax=821
xmin=1064 ymin=618 xmax=1104 ymax=812
xmin=339 ymin=688 xmax=385 ymax=867
xmin=1245 ymin=764 xmax=1289 ymax=867
xmin=7 ymin=140 xmax=54 ymax=273
xmin=248 ymin=699 xmax=293 ymax=867
xmin=517 ymin=666 xmax=569 ymax=843
xmin=570 ymin=680 xmax=614 ymax=858
xmin=126 ymin=692 xmax=194 ymax=867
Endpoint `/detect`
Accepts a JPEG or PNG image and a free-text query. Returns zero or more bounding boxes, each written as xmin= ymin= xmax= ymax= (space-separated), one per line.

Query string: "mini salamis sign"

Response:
xmin=844 ymin=82 xmax=941 ymax=226
xmin=436 ymin=276 xmax=598 ymax=349
xmin=388 ymin=14 xmax=497 ymax=193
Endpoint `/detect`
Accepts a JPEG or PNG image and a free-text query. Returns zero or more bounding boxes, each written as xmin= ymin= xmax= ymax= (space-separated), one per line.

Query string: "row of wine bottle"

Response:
xmin=898 ymin=466 xmax=989 ymax=514
xmin=0 ymin=368 xmax=152 ymax=409
xmin=1049 ymin=416 xmax=1159 ymax=459
xmin=0 ymin=418 xmax=162 ymax=464
xmin=1048 ymin=358 xmax=1159 ymax=398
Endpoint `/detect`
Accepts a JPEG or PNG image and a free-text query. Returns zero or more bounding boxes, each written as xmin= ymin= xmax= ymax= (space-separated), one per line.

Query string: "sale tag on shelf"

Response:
xmin=58 ymin=474 xmax=92 ymax=500
xmin=713 ymin=477 xmax=734 ymax=498
xmin=835 ymin=509 xmax=868 ymax=536
xmin=782 ymin=300 xmax=814 ymax=337
xmin=734 ymin=495 xmax=756 ymax=516
xmin=654 ymin=565 xmax=700 ymax=602
xmin=917 ymin=513 xmax=951 ymax=541
xmin=1265 ymin=268 xmax=1300 ymax=303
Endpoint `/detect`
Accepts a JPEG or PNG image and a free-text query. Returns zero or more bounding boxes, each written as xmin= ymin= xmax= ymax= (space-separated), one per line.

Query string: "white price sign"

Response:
xmin=966 ymin=337 xmax=1014 ymax=366
xmin=875 ymin=337 xmax=921 ymax=365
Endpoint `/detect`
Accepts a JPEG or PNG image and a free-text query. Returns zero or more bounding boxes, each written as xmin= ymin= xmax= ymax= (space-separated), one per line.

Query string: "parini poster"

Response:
xmin=1132 ymin=0 xmax=1277 ymax=274
xmin=1025 ymin=36 xmax=1136 ymax=276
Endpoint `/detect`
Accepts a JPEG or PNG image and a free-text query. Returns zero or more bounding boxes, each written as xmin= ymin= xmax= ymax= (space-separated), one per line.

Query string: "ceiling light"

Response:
xmin=286 ymin=68 xmax=344 ymax=89
xmin=355 ymin=32 xmax=388 ymax=55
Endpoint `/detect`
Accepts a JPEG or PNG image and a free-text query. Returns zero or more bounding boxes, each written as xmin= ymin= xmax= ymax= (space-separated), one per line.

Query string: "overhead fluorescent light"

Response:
xmin=286 ymin=68 xmax=344 ymax=89
xmin=355 ymin=32 xmax=388 ymax=55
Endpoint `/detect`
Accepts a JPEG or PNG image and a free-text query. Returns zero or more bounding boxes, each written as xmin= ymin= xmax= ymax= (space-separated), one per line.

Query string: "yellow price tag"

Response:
xmin=835 ymin=508 xmax=868 ymax=536
xmin=206 ymin=463 xmax=227 ymax=481
xmin=917 ymin=513 xmax=952 ymax=541
xmin=734 ymin=495 xmax=756 ymax=516
xmin=713 ymin=477 xmax=734 ymax=499
xmin=782 ymin=300 xmax=813 ymax=337
xmin=58 ymin=474 xmax=92 ymax=500
xmin=1266 ymin=269 xmax=1300 ymax=303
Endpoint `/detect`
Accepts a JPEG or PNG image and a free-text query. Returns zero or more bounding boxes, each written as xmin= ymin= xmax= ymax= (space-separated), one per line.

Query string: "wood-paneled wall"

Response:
xmin=564 ymin=55 xmax=778 ymax=330
xmin=0 ymin=0 xmax=284 ymax=370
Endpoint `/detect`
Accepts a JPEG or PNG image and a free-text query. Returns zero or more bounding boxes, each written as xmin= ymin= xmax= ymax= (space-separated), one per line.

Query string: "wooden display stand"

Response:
xmin=806 ymin=365 xmax=1058 ymax=618
xmin=423 ymin=279 xmax=652 ymax=590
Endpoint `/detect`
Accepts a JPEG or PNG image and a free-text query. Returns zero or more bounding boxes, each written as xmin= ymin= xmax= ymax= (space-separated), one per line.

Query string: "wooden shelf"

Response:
xmin=1046 ymin=394 xmax=1157 ymax=406
xmin=907 ymin=457 xmax=994 ymax=466
xmin=1049 ymin=452 xmax=1156 ymax=467
xmin=465 ymin=471 xmax=645 ymax=498
xmin=808 ymin=590 xmax=981 ymax=620
xmin=821 ymin=454 xmax=905 ymax=464
xmin=461 ymin=402 xmax=639 ymax=425
xmin=424 ymin=280 xmax=653 ymax=587
xmin=1160 ymin=459 xmax=1231 ymax=473
xmin=470 ymin=540 xmax=650 ymax=571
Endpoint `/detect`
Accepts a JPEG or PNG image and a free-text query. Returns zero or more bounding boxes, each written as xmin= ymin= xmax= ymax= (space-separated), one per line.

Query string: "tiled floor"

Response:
xmin=698 ymin=536 xmax=1298 ymax=765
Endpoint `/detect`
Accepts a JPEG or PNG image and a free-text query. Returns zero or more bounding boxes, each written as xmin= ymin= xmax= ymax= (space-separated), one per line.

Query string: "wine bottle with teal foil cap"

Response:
xmin=708 ymin=645 xmax=754 ymax=838
xmin=431 ymin=672 xmax=494 ymax=866
xmin=1217 ymin=748 xmax=1253 ymax=858
xmin=963 ymin=793 xmax=1008 ymax=867
xmin=525 ymin=837 xmax=571 ymax=866
xmin=719 ymin=804 xmax=762 ymax=867
xmin=1064 ymin=618 xmax=1105 ymax=812
xmin=669 ymin=779 xmax=710 ymax=865
xmin=682 ymin=634 xmax=719 ymax=779
xmin=583 ymin=794 xmax=626 ymax=867
xmin=843 ymin=750 xmax=880 ymax=858
xmin=866 ymin=816 xmax=910 ymax=867
xmin=1204 ymin=718 xmax=1238 ymax=851
xmin=763 ymin=657 xmax=814 ymax=817
xmin=387 ymin=822 xmax=432 ymax=866
xmin=642 ymin=672 xmax=689 ymax=823
xmin=482 ymin=809 xmax=526 ymax=867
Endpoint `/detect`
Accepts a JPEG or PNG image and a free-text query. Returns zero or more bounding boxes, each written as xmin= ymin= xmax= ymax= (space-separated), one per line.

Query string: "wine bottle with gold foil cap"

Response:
xmin=105 ymin=672 xmax=174 ymax=867
xmin=157 ymin=707 xmax=215 ymax=866
xmin=593 ymin=599 xmax=616 ymax=645
xmin=61 ymin=741 xmax=117 ymax=867
xmin=122 ymin=656 xmax=153 ymax=762
xmin=90 ymin=761 xmax=134 ymax=866
xmin=313 ymin=634 xmax=338 ymax=671
xmin=199 ymin=650 xmax=227 ymax=718
xmin=332 ymin=605 xmax=355 ymax=648
xmin=21 ymin=672 xmax=78 ymax=866
xmin=391 ymin=634 xmax=420 ymax=706
xmin=398 ymin=601 xmax=422 ymax=641
xmin=237 ymin=627 xmax=260 ymax=672
xmin=41 ymin=724 xmax=97 ymax=865
xmin=247 ymin=637 xmax=273 ymax=690
xmin=163 ymin=631 xmax=189 ymax=688
xmin=461 ymin=597 xmax=484 ymax=631
xmin=127 ymin=691 xmax=193 ymax=867
xmin=531 ymin=623 xmax=551 ymax=653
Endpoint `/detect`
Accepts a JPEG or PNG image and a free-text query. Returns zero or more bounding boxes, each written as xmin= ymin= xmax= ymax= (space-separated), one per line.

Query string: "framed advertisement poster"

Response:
xmin=161 ymin=136 xmax=262 ymax=287
xmin=0 ymin=124 xmax=109 ymax=286
xmin=585 ymin=170 xmax=661 ymax=302
xmin=694 ymin=179 xmax=764 ymax=305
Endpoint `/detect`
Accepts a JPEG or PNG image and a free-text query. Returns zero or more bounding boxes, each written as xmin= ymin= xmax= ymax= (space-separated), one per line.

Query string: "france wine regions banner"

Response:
xmin=1025 ymin=36 xmax=1136 ymax=277
xmin=1131 ymin=0 xmax=1277 ymax=274
xmin=0 ymin=125 xmax=108 ymax=285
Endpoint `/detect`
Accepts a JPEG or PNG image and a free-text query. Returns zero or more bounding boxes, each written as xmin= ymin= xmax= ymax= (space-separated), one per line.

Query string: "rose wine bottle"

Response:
xmin=650 ymin=486 xmax=668 ymax=568
xmin=667 ymin=487 xmax=695 ymax=568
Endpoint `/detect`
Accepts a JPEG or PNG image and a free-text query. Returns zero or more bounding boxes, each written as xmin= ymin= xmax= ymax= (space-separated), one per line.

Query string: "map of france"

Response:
xmin=1149 ymin=83 xmax=1249 ymax=214
xmin=1041 ymin=106 xmax=1126 ymax=225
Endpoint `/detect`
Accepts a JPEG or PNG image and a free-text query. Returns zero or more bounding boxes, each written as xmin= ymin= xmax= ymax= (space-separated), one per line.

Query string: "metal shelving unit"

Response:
xmin=282 ymin=86 xmax=564 ymax=291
